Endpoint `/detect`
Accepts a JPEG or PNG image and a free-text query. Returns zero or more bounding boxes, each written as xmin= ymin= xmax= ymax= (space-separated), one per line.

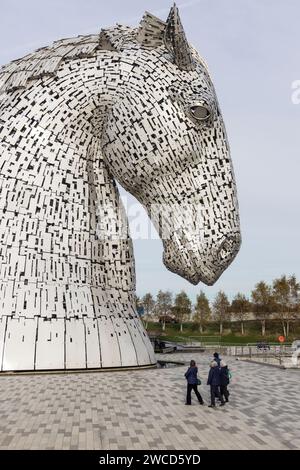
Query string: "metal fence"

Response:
xmin=155 ymin=337 xmax=297 ymax=365
xmin=226 ymin=343 xmax=293 ymax=367
xmin=227 ymin=344 xmax=291 ymax=355
xmin=170 ymin=336 xmax=222 ymax=347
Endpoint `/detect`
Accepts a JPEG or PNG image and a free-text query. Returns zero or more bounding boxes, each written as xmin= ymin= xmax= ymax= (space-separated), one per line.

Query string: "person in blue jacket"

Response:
xmin=207 ymin=361 xmax=225 ymax=407
xmin=184 ymin=360 xmax=204 ymax=405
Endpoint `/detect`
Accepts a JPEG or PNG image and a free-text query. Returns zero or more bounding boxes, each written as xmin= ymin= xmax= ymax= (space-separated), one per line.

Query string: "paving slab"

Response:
xmin=0 ymin=352 xmax=299 ymax=450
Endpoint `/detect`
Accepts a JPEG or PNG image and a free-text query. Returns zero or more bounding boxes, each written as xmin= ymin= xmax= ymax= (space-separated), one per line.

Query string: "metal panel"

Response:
xmin=0 ymin=316 xmax=7 ymax=370
xmin=126 ymin=317 xmax=153 ymax=365
xmin=134 ymin=318 xmax=156 ymax=364
xmin=35 ymin=318 xmax=64 ymax=370
xmin=65 ymin=318 xmax=86 ymax=369
xmin=84 ymin=318 xmax=101 ymax=368
xmin=97 ymin=317 xmax=121 ymax=368
xmin=3 ymin=318 xmax=37 ymax=371
xmin=111 ymin=317 xmax=137 ymax=367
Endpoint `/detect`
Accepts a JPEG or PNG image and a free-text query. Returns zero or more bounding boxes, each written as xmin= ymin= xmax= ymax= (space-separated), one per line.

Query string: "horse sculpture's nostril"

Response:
xmin=216 ymin=234 xmax=241 ymax=264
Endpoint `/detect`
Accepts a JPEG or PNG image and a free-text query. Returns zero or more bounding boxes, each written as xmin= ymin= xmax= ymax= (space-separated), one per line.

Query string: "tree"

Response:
xmin=287 ymin=275 xmax=300 ymax=336
xmin=213 ymin=291 xmax=230 ymax=335
xmin=194 ymin=291 xmax=211 ymax=333
xmin=173 ymin=291 xmax=191 ymax=332
xmin=273 ymin=275 xmax=300 ymax=337
xmin=156 ymin=290 xmax=172 ymax=331
xmin=273 ymin=275 xmax=290 ymax=337
xmin=230 ymin=293 xmax=251 ymax=335
xmin=141 ymin=293 xmax=155 ymax=328
xmin=251 ymin=281 xmax=273 ymax=336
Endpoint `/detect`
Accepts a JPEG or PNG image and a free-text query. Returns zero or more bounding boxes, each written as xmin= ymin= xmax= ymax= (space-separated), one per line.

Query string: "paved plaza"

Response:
xmin=0 ymin=352 xmax=299 ymax=450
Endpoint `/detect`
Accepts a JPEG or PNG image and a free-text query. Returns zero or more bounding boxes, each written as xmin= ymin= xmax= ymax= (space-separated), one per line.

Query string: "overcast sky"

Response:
xmin=1 ymin=0 xmax=299 ymax=302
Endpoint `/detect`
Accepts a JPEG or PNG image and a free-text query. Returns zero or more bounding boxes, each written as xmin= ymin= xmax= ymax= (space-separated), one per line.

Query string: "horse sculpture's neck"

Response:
xmin=0 ymin=37 xmax=155 ymax=370
xmin=0 ymin=48 xmax=132 ymax=292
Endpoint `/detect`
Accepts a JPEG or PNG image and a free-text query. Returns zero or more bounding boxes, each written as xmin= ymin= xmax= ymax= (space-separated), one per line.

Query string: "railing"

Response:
xmin=156 ymin=337 xmax=295 ymax=365
xmin=227 ymin=344 xmax=292 ymax=356
xmin=226 ymin=344 xmax=293 ymax=367
xmin=169 ymin=336 xmax=222 ymax=347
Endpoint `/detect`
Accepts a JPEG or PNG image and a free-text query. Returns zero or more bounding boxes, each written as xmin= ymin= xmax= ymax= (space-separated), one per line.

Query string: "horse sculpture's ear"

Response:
xmin=137 ymin=11 xmax=167 ymax=48
xmin=164 ymin=4 xmax=195 ymax=71
xmin=137 ymin=5 xmax=195 ymax=71
xmin=98 ymin=30 xmax=118 ymax=51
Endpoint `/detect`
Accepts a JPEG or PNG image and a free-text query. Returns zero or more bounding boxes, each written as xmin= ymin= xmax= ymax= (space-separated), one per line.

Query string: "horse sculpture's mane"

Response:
xmin=0 ymin=25 xmax=134 ymax=95
xmin=0 ymin=11 xmax=209 ymax=96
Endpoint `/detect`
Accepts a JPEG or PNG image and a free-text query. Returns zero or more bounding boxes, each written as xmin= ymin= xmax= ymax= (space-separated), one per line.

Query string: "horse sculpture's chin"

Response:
xmin=162 ymin=232 xmax=241 ymax=286
xmin=170 ymin=267 xmax=223 ymax=287
xmin=186 ymin=270 xmax=224 ymax=286
xmin=183 ymin=272 xmax=217 ymax=286
xmin=162 ymin=250 xmax=223 ymax=287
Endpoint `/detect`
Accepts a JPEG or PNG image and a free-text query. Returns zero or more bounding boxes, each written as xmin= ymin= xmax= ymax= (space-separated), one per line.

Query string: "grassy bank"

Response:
xmin=144 ymin=320 xmax=300 ymax=344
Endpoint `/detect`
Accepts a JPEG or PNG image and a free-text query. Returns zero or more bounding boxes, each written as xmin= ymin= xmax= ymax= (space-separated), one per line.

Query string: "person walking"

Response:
xmin=220 ymin=360 xmax=230 ymax=403
xmin=213 ymin=352 xmax=221 ymax=366
xmin=184 ymin=360 xmax=204 ymax=405
xmin=207 ymin=361 xmax=225 ymax=407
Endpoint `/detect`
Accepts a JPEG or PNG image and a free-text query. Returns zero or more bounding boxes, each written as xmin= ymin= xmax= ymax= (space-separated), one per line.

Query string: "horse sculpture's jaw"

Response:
xmin=162 ymin=233 xmax=241 ymax=286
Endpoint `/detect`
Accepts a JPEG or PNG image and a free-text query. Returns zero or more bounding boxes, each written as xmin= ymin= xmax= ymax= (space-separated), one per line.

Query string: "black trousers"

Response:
xmin=186 ymin=383 xmax=203 ymax=405
xmin=220 ymin=385 xmax=229 ymax=402
xmin=210 ymin=385 xmax=224 ymax=406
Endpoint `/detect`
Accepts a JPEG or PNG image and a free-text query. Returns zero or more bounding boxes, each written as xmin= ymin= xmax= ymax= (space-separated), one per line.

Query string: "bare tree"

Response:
xmin=194 ymin=291 xmax=211 ymax=333
xmin=231 ymin=293 xmax=251 ymax=335
xmin=173 ymin=291 xmax=191 ymax=332
xmin=251 ymin=281 xmax=273 ymax=336
xmin=141 ymin=293 xmax=155 ymax=328
xmin=273 ymin=275 xmax=290 ymax=337
xmin=213 ymin=291 xmax=230 ymax=335
xmin=273 ymin=275 xmax=300 ymax=337
xmin=156 ymin=290 xmax=172 ymax=331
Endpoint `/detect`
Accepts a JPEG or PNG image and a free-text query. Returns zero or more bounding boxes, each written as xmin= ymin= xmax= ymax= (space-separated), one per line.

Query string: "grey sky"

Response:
xmin=1 ymin=0 xmax=299 ymax=302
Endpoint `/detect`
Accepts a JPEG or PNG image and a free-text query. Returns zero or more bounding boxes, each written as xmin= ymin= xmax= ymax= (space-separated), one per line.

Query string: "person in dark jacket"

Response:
xmin=213 ymin=352 xmax=221 ymax=366
xmin=220 ymin=360 xmax=230 ymax=402
xmin=207 ymin=361 xmax=225 ymax=407
xmin=184 ymin=360 xmax=204 ymax=405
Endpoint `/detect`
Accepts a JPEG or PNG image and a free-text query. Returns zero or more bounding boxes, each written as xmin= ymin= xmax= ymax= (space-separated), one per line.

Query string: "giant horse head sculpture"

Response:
xmin=0 ymin=5 xmax=241 ymax=371
xmin=101 ymin=5 xmax=241 ymax=285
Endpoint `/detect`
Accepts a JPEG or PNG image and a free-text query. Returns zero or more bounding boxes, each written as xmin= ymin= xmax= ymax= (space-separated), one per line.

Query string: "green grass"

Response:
xmin=144 ymin=320 xmax=300 ymax=345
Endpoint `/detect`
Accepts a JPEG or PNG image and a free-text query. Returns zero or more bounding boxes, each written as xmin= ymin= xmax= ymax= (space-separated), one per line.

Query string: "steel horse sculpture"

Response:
xmin=0 ymin=6 xmax=241 ymax=371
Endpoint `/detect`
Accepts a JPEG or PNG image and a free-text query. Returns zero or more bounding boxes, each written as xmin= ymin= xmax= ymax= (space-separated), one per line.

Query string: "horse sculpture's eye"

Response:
xmin=189 ymin=103 xmax=211 ymax=121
